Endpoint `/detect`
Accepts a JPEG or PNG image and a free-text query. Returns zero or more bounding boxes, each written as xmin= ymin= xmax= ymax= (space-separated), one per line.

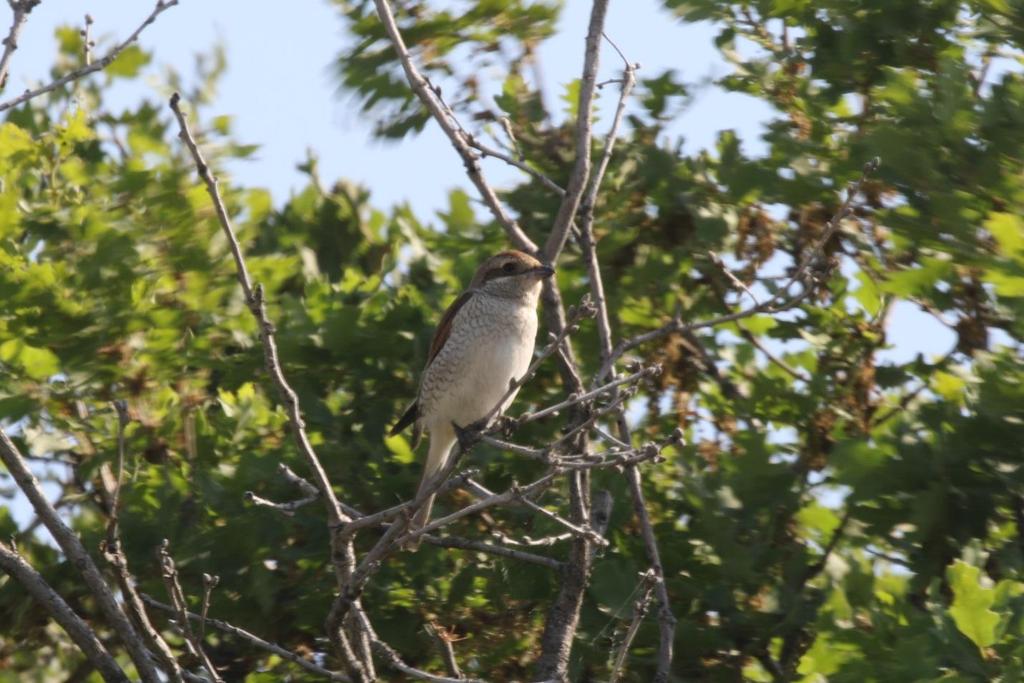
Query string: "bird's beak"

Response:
xmin=532 ymin=264 xmax=556 ymax=279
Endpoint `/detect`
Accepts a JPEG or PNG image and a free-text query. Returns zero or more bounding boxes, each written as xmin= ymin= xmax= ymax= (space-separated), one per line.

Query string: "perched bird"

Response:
xmin=391 ymin=250 xmax=554 ymax=548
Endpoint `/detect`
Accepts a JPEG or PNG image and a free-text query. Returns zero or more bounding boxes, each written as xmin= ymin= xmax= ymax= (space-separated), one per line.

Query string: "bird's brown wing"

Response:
xmin=389 ymin=290 xmax=474 ymax=437
xmin=426 ymin=289 xmax=473 ymax=365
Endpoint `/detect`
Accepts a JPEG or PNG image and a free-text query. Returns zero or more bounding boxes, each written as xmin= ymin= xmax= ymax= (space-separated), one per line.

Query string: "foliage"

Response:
xmin=2 ymin=0 xmax=1024 ymax=681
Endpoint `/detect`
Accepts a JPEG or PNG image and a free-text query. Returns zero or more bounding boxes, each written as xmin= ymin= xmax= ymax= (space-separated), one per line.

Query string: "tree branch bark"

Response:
xmin=0 ymin=540 xmax=129 ymax=683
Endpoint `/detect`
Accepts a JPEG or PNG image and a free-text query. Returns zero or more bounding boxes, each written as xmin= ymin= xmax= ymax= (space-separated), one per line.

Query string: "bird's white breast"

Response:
xmin=419 ymin=292 xmax=538 ymax=431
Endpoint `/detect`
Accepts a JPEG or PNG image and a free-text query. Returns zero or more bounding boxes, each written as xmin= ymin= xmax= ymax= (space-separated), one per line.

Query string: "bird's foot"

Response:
xmin=452 ymin=419 xmax=485 ymax=451
xmin=494 ymin=414 xmax=519 ymax=437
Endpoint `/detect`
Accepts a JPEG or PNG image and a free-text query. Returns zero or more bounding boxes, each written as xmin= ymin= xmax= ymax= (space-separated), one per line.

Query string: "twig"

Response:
xmin=577 ymin=55 xmax=637 ymax=230
xmin=427 ymin=623 xmax=464 ymax=680
xmin=0 ymin=540 xmax=129 ymax=683
xmin=608 ymin=570 xmax=656 ymax=683
xmin=492 ymin=529 xmax=572 ymax=548
xmin=369 ymin=0 xmax=537 ymax=253
xmin=335 ymin=470 xmax=478 ymax=537
xmin=167 ymin=93 xmax=373 ymax=678
xmin=466 ymin=135 xmax=565 ymax=196
xmin=141 ymin=595 xmax=352 ymax=682
xmin=0 ymin=0 xmax=41 ymax=93
xmin=515 ymin=491 xmax=609 ymax=547
xmin=0 ymin=428 xmax=164 ymax=683
xmin=368 ymin=632 xmax=486 ymax=683
xmin=541 ymin=0 xmax=610 ymax=263
xmin=420 ymin=532 xmax=562 ymax=570
xmin=82 ymin=14 xmax=94 ymax=66
xmin=520 ymin=365 xmax=655 ymax=424
xmin=244 ymin=464 xmax=321 ymax=516
xmin=200 ymin=573 xmax=219 ymax=642
xmin=404 ymin=473 xmax=558 ymax=549
xmin=0 ymin=0 xmax=179 ymax=112
xmin=709 ymin=250 xmax=760 ymax=306
xmin=569 ymin=34 xmax=679 ymax=677
xmin=99 ymin=403 xmax=184 ymax=682
xmin=157 ymin=540 xmax=223 ymax=683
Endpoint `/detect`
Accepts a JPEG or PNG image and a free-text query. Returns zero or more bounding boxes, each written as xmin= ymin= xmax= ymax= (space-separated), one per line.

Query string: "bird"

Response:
xmin=391 ymin=250 xmax=554 ymax=549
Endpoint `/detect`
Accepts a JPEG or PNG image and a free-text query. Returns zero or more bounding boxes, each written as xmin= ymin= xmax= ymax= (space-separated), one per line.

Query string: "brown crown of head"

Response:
xmin=469 ymin=250 xmax=555 ymax=288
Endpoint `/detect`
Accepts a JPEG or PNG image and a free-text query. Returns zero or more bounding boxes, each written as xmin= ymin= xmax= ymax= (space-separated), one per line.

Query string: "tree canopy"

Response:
xmin=2 ymin=0 xmax=1024 ymax=681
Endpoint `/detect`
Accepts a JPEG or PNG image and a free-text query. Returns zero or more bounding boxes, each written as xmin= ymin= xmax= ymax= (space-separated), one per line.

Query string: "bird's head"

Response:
xmin=470 ymin=250 xmax=555 ymax=301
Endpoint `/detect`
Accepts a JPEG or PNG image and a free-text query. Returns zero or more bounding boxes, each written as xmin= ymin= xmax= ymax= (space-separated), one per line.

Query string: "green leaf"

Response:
xmin=105 ymin=45 xmax=151 ymax=78
xmin=0 ymin=340 xmax=60 ymax=380
xmin=384 ymin=433 xmax=415 ymax=464
xmin=947 ymin=560 xmax=1000 ymax=650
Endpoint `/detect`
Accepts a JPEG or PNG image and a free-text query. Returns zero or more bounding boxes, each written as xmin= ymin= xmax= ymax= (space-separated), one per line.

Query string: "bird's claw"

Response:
xmin=494 ymin=415 xmax=519 ymax=437
xmin=452 ymin=419 xmax=485 ymax=451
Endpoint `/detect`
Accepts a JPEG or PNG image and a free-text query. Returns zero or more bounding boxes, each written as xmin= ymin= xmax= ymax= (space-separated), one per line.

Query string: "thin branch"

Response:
xmin=466 ymin=135 xmax=565 ymax=196
xmin=167 ymin=93 xmax=372 ymax=679
xmin=420 ymin=532 xmax=562 ymax=570
xmin=577 ymin=56 xmax=637 ymax=228
xmin=542 ymin=0 xmax=610 ymax=262
xmin=244 ymin=463 xmax=321 ymax=516
xmin=519 ymin=365 xmax=655 ymax=425
xmin=99 ymin=403 xmax=184 ymax=682
xmin=0 ymin=428 xmax=164 ymax=683
xmin=157 ymin=540 xmax=222 ymax=683
xmin=427 ymin=623 xmax=464 ymax=680
xmin=141 ymin=595 xmax=352 ymax=682
xmin=335 ymin=470 xmax=478 ymax=537
xmin=0 ymin=0 xmax=41 ymax=94
xmin=709 ymin=250 xmax=760 ymax=307
xmin=368 ymin=631 xmax=485 ymax=683
xmin=516 ymin=493 xmax=608 ymax=546
xmin=0 ymin=0 xmax=179 ymax=112
xmin=404 ymin=473 xmax=558 ymax=550
xmin=608 ymin=570 xmax=656 ymax=683
xmin=0 ymin=540 xmax=129 ymax=683
xmin=569 ymin=34 xmax=679 ymax=678
xmin=199 ymin=573 xmax=219 ymax=643
xmin=82 ymin=13 xmax=94 ymax=66
xmin=369 ymin=0 xmax=537 ymax=253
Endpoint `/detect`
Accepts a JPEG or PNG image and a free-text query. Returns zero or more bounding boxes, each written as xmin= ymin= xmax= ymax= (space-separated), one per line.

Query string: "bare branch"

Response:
xmin=427 ymin=623 xmax=464 ymax=680
xmin=368 ymin=632 xmax=485 ymax=683
xmin=0 ymin=0 xmax=41 ymax=94
xmin=467 ymin=134 xmax=565 ymax=196
xmin=0 ymin=427 xmax=164 ymax=682
xmin=157 ymin=540 xmax=223 ymax=683
xmin=98 ymin=403 xmax=184 ymax=682
xmin=200 ymin=572 xmax=219 ymax=643
xmin=0 ymin=540 xmax=129 ymax=683
xmin=420 ymin=532 xmax=562 ymax=570
xmin=520 ymin=365 xmax=655 ymax=425
xmin=0 ymin=0 xmax=179 ymax=112
xmin=516 ymin=492 xmax=608 ymax=547
xmin=142 ymin=595 xmax=352 ymax=682
xmin=608 ymin=570 xmax=656 ymax=683
xmin=542 ymin=0 xmax=611 ymax=263
xmin=167 ymin=92 xmax=373 ymax=679
xmin=368 ymin=0 xmax=537 ymax=253
xmin=577 ymin=55 xmax=637 ymax=229
xmin=82 ymin=13 xmax=94 ymax=66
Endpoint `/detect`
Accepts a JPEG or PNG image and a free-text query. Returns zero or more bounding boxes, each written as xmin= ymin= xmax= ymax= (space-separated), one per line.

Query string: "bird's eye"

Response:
xmin=502 ymin=262 xmax=516 ymax=273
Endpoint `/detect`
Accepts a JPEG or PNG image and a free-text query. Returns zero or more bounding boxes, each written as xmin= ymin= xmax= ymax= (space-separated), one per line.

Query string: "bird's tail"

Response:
xmin=406 ymin=429 xmax=455 ymax=551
